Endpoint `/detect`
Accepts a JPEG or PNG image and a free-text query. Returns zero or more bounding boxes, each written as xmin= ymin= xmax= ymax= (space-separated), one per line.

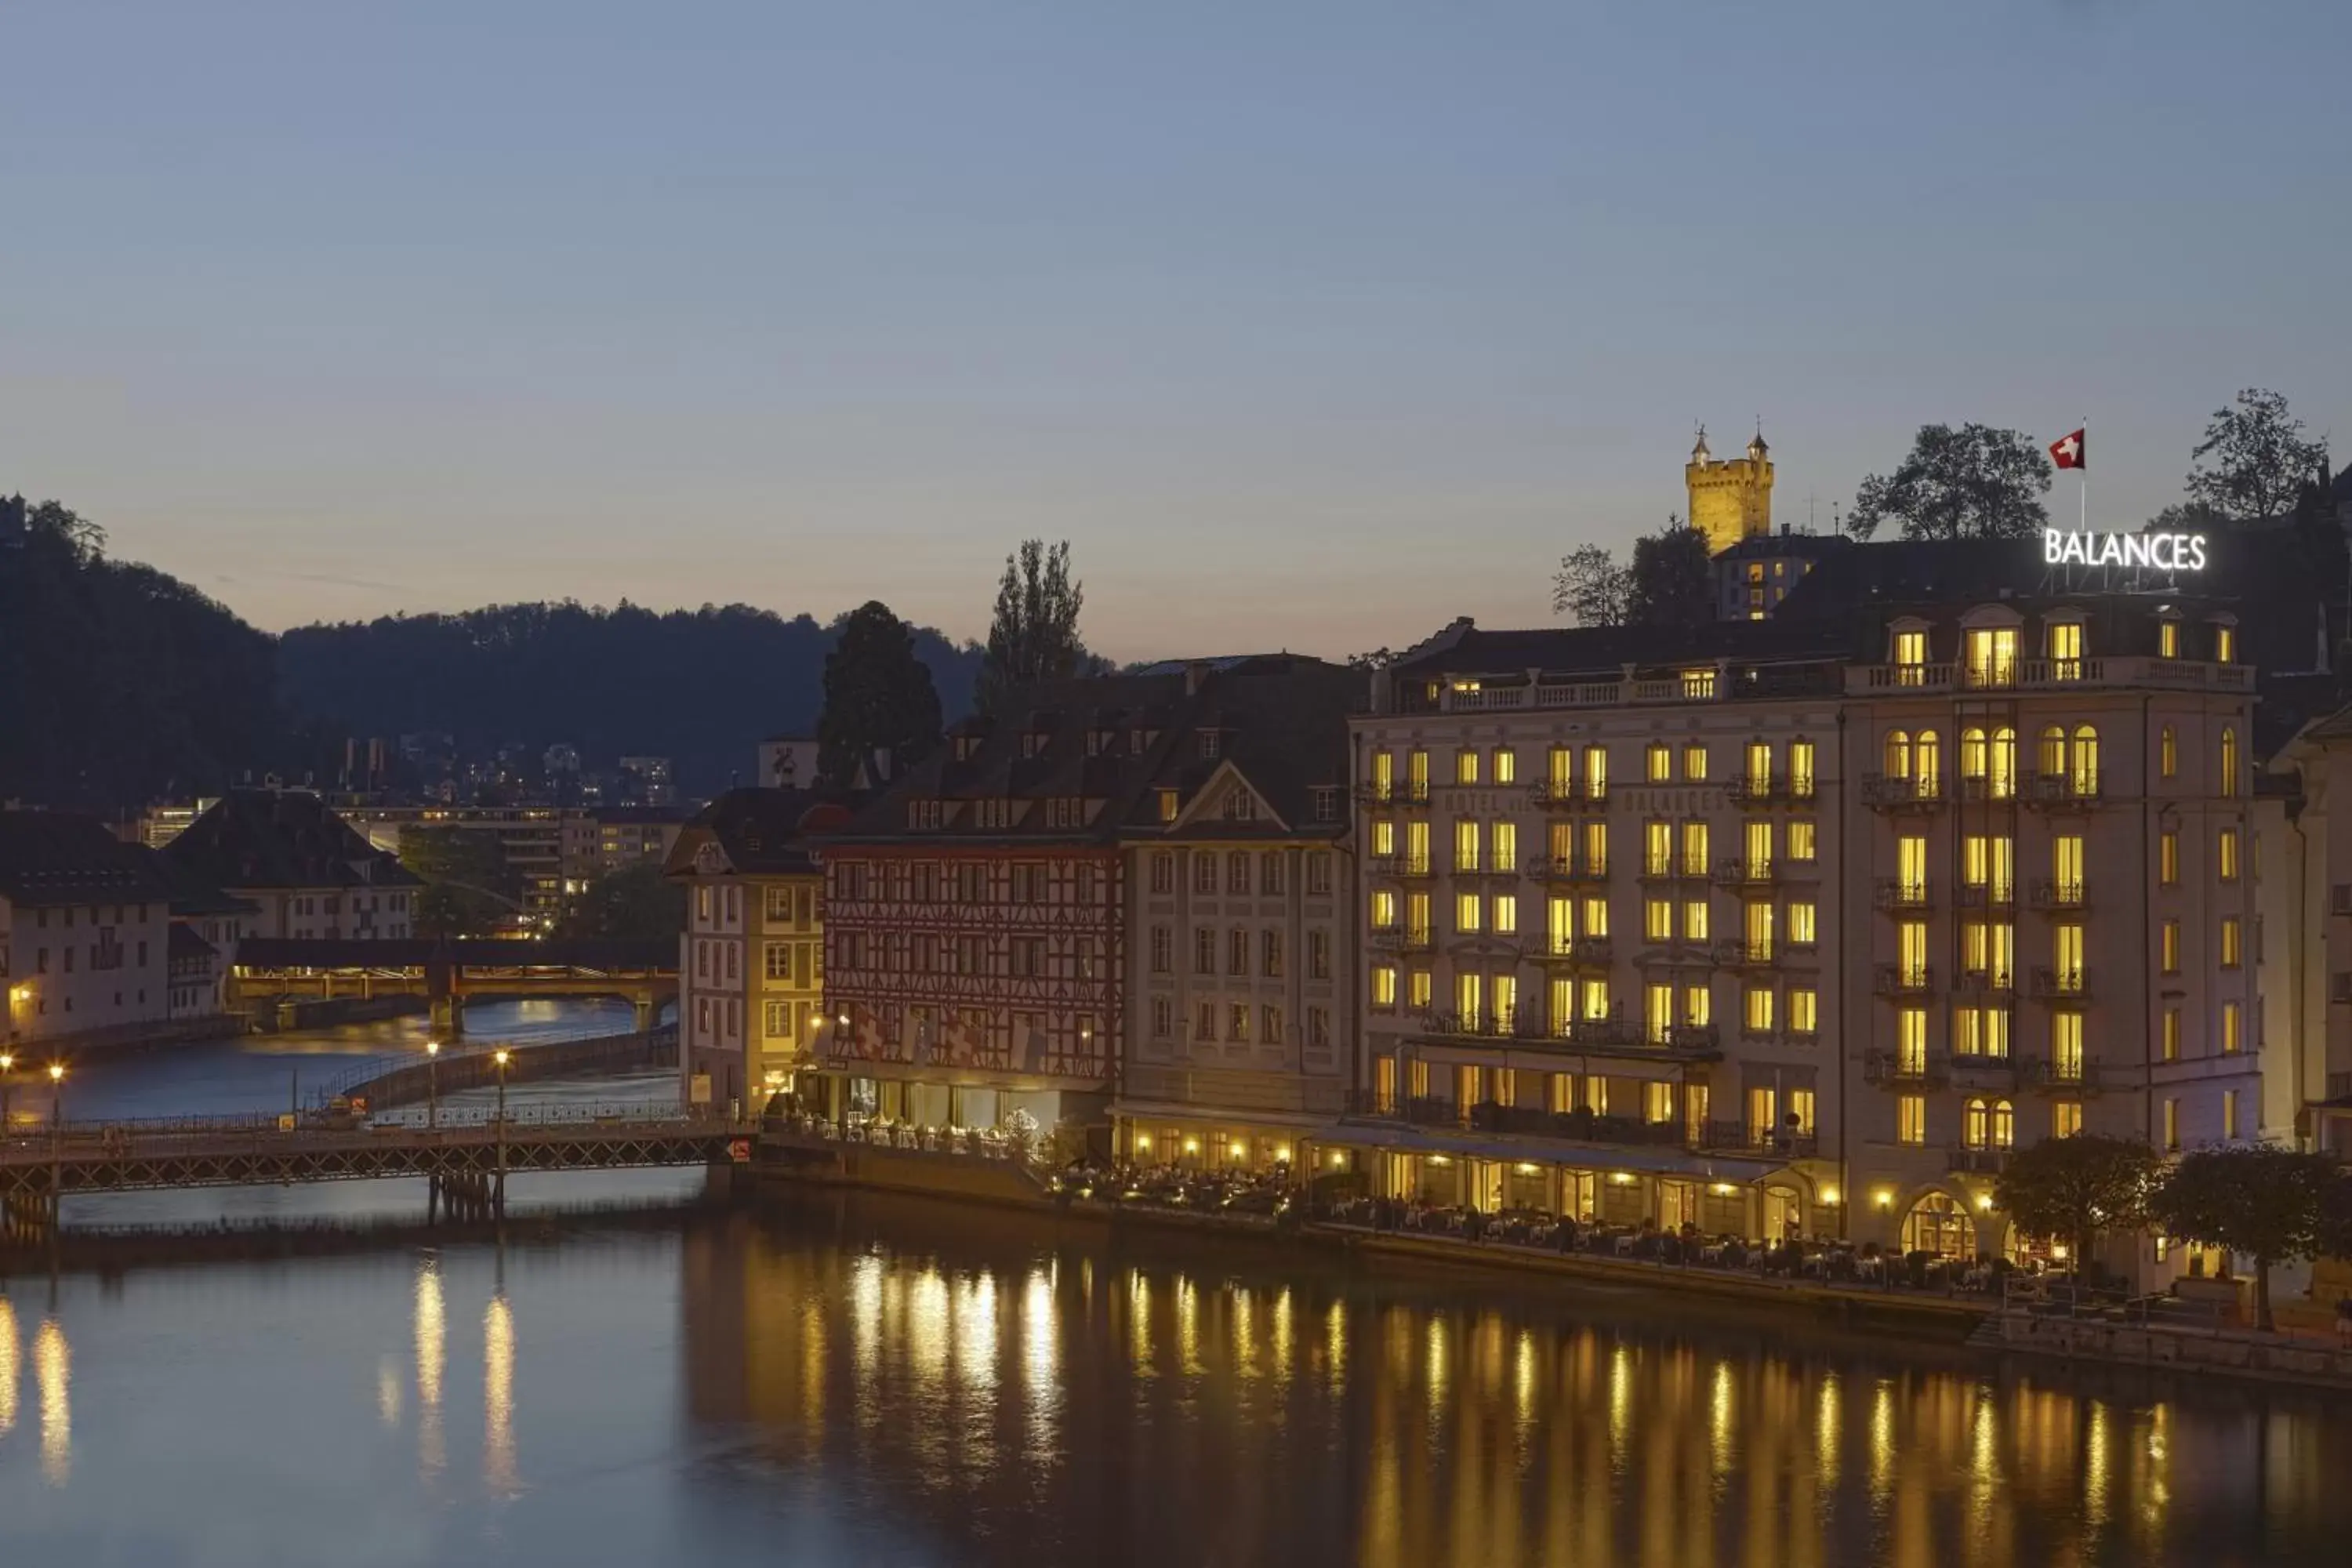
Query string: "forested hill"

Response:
xmin=0 ymin=500 xmax=303 ymax=809
xmin=277 ymin=601 xmax=984 ymax=794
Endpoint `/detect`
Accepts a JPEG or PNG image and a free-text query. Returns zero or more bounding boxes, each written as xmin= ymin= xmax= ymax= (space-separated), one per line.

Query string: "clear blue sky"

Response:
xmin=4 ymin=2 xmax=2346 ymax=659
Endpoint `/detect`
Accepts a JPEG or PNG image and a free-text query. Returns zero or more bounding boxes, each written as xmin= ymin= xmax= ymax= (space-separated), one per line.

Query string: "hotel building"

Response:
xmin=1333 ymin=576 xmax=2259 ymax=1280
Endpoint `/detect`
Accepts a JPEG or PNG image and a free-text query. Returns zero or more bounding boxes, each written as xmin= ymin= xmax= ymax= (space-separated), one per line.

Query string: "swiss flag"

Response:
xmin=2049 ymin=429 xmax=2086 ymax=470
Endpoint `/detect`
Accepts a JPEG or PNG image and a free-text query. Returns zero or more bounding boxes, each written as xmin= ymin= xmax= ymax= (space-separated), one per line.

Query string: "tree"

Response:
xmin=1625 ymin=520 xmax=1715 ymax=625
xmin=398 ymin=828 xmax=518 ymax=937
xmin=2186 ymin=388 xmax=2329 ymax=524
xmin=815 ymin=601 xmax=944 ymax=790
xmin=2319 ymin=1167 xmax=2352 ymax=1266
xmin=1553 ymin=543 xmax=1631 ymax=626
xmin=1346 ymin=648 xmax=1396 ymax=671
xmin=2149 ymin=1144 xmax=2333 ymax=1330
xmin=1992 ymin=1134 xmax=2164 ymax=1279
xmin=1846 ymin=423 xmax=2052 ymax=541
xmin=2145 ymin=500 xmax=2228 ymax=535
xmin=976 ymin=539 xmax=1088 ymax=715
xmin=556 ymin=861 xmax=685 ymax=942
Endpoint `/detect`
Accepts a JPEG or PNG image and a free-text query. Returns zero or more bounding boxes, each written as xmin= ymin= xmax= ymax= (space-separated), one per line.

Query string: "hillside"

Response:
xmin=277 ymin=601 xmax=983 ymax=795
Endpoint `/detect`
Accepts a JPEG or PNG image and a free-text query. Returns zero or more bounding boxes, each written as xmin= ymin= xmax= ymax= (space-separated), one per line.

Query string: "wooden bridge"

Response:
xmin=0 ymin=1105 xmax=751 ymax=1236
xmin=231 ymin=936 xmax=679 ymax=1036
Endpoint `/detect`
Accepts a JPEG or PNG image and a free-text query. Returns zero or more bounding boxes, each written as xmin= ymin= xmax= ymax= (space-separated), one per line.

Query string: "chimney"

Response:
xmin=1185 ymin=661 xmax=1210 ymax=696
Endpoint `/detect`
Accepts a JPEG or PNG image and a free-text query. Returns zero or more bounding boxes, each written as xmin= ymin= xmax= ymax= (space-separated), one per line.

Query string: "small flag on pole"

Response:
xmin=2049 ymin=429 xmax=2086 ymax=470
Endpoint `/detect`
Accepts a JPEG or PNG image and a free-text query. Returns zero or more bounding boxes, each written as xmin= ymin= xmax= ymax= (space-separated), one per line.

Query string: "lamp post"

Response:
xmin=425 ymin=1039 xmax=441 ymax=1131
xmin=493 ymin=1047 xmax=511 ymax=1214
xmin=1 ymin=1049 xmax=14 ymax=1147
xmin=47 ymin=1061 xmax=66 ymax=1229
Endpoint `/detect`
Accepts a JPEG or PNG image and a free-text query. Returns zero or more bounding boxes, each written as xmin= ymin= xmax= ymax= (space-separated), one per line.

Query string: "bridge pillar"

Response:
xmin=633 ymin=991 xmax=655 ymax=1033
xmin=430 ymin=993 xmax=463 ymax=1039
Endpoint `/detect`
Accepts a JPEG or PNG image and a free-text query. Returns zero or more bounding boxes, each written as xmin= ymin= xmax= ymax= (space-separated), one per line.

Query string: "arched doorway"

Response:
xmin=1763 ymin=1184 xmax=1804 ymax=1243
xmin=1900 ymin=1192 xmax=1976 ymax=1259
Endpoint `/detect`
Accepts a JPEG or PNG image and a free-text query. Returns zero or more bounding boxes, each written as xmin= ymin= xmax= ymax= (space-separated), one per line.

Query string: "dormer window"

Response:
xmin=2045 ymin=618 xmax=2085 ymax=681
xmin=1199 ymin=731 xmax=1221 ymax=760
xmin=1158 ymin=789 xmax=1179 ymax=823
xmin=1222 ymin=791 xmax=1256 ymax=822
xmin=1022 ymin=732 xmax=1048 ymax=759
xmin=2157 ymin=618 xmax=2180 ymax=659
xmin=2215 ymin=623 xmax=2236 ymax=664
xmin=906 ymin=799 xmax=945 ymax=830
xmin=955 ymin=735 xmax=982 ymax=762
xmin=1312 ymin=786 xmax=1341 ymax=822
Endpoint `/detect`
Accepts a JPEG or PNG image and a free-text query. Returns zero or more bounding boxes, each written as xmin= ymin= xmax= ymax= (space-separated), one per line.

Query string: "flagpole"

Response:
xmin=2079 ymin=416 xmax=2088 ymax=534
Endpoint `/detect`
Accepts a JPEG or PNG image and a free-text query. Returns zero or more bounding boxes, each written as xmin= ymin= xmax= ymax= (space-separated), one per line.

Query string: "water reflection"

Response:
xmin=485 ymin=1290 xmax=517 ymax=1496
xmin=676 ymin=1198 xmax=2352 ymax=1567
xmin=414 ymin=1254 xmax=445 ymax=1479
xmin=34 ymin=1316 xmax=69 ymax=1486
xmin=0 ymin=1295 xmax=16 ymax=1438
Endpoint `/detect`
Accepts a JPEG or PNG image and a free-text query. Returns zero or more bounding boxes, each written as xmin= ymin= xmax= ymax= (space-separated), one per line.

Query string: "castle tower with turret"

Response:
xmin=1685 ymin=425 xmax=1774 ymax=555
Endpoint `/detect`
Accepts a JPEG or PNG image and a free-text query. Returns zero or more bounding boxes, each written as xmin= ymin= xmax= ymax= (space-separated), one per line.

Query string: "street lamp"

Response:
xmin=425 ymin=1039 xmax=441 ymax=1131
xmin=493 ymin=1047 xmax=512 ymax=1214
xmin=48 ymin=1061 xmax=66 ymax=1225
xmin=0 ymin=1050 xmax=14 ymax=1144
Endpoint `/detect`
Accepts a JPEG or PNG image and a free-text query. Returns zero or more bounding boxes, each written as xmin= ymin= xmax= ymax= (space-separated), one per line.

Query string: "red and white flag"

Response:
xmin=2049 ymin=428 xmax=2086 ymax=470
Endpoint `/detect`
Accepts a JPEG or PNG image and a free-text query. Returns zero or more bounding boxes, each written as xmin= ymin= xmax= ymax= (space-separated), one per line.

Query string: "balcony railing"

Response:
xmin=1847 ymin=656 xmax=2252 ymax=697
xmin=1954 ymin=969 xmax=2018 ymax=1000
xmin=1522 ymin=854 xmax=1607 ymax=884
xmin=1369 ymin=854 xmax=1434 ymax=880
xmin=1531 ymin=779 xmax=1610 ymax=809
xmin=2031 ymin=967 xmax=2090 ymax=1000
xmin=1522 ymin=933 xmax=1613 ymax=965
xmin=1712 ymin=857 xmax=1777 ymax=888
xmin=2029 ymin=879 xmax=2089 ymax=911
xmin=2024 ymin=1055 xmax=2103 ymax=1091
xmin=1873 ymin=964 xmax=1935 ymax=996
xmin=1864 ymin=1049 xmax=1948 ymax=1087
xmin=1354 ymin=779 xmax=1431 ymax=807
xmin=1711 ymin=938 xmax=1778 ymax=968
xmin=2025 ymin=771 xmax=2101 ymax=809
xmin=1873 ymin=877 xmax=1932 ymax=910
xmin=1860 ymin=772 xmax=1946 ymax=811
xmin=1948 ymin=1051 xmax=2022 ymax=1084
xmin=1954 ymin=881 xmax=2016 ymax=912
xmin=1370 ymin=924 xmax=1434 ymax=953
xmin=1947 ymin=1148 xmax=2012 ymax=1174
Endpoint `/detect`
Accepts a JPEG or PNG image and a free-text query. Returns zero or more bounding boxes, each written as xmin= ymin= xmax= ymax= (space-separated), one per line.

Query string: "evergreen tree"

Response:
xmin=816 ymin=601 xmax=944 ymax=789
xmin=976 ymin=539 xmax=1088 ymax=714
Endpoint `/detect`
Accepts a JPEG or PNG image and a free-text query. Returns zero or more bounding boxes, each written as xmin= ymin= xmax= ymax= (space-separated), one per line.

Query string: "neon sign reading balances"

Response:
xmin=2043 ymin=529 xmax=2209 ymax=572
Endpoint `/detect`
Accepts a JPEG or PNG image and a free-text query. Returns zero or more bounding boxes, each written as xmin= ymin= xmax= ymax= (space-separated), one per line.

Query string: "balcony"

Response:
xmin=1860 ymin=772 xmax=1945 ymax=811
xmin=1354 ymin=779 xmax=1431 ymax=807
xmin=1711 ymin=938 xmax=1779 ymax=969
xmin=1948 ymin=1051 xmax=2022 ymax=1087
xmin=2029 ymin=879 xmax=2089 ymax=912
xmin=1531 ymin=779 xmax=1610 ymax=810
xmin=1711 ymin=856 xmax=1777 ymax=889
xmin=1873 ymin=964 xmax=1935 ymax=996
xmin=1958 ymin=775 xmax=2019 ymax=804
xmin=1864 ymin=1049 xmax=1949 ymax=1087
xmin=2031 ymin=967 xmax=2090 ymax=1000
xmin=1953 ymin=969 xmax=2018 ymax=1001
xmin=1637 ymin=856 xmax=1682 ymax=885
xmin=1873 ymin=877 xmax=1932 ymax=911
xmin=1954 ymin=881 xmax=2016 ymax=913
xmin=1461 ymin=1102 xmax=1686 ymax=1146
xmin=2025 ymin=771 xmax=2102 ymax=811
xmin=1849 ymin=655 xmax=2252 ymax=698
xmin=1370 ymin=924 xmax=1435 ymax=954
xmin=1447 ymin=856 xmax=1515 ymax=882
xmin=1414 ymin=1007 xmax=1539 ymax=1043
xmin=1947 ymin=1148 xmax=2012 ymax=1174
xmin=2024 ymin=1056 xmax=2103 ymax=1091
xmin=1368 ymin=854 xmax=1434 ymax=881
xmin=1522 ymin=854 xmax=1607 ymax=886
xmin=1522 ymin=933 xmax=1613 ymax=966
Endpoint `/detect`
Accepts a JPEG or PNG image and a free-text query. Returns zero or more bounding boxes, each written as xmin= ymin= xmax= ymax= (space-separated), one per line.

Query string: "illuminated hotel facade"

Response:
xmin=1332 ymin=587 xmax=2260 ymax=1278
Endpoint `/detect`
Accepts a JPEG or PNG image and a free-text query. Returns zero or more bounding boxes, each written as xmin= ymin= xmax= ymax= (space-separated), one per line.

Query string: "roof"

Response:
xmin=0 ymin=810 xmax=180 ymax=908
xmin=663 ymin=787 xmax=843 ymax=878
xmin=163 ymin=789 xmax=423 ymax=892
xmin=1389 ymin=617 xmax=1849 ymax=682
xmin=1713 ymin=531 xmax=1853 ymax=563
xmin=139 ymin=847 xmax=260 ymax=918
xmin=167 ymin=923 xmax=218 ymax=963
xmin=826 ymin=655 xmax=1363 ymax=847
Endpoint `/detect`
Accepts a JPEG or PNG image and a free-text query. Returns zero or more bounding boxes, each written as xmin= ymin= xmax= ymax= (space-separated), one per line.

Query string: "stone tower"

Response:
xmin=1685 ymin=425 xmax=1774 ymax=555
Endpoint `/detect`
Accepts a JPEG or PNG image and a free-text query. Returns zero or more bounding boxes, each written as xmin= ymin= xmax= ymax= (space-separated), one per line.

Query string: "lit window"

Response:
xmin=1682 ymin=899 xmax=1708 ymax=942
xmin=1373 ymin=967 xmax=1399 ymax=1007
xmin=2220 ymin=728 xmax=2239 ymax=797
xmin=1646 ymin=898 xmax=1672 ymax=942
xmin=2216 ymin=625 xmax=2236 ymax=664
xmin=1492 ymin=748 xmax=1515 ymax=784
xmin=2160 ymin=728 xmax=2177 ymax=779
xmin=2161 ymin=919 xmax=2180 ymax=974
xmin=2161 ymin=1007 xmax=2180 ymax=1061
xmin=2159 ymin=831 xmax=2179 ymax=885
xmin=1647 ymin=743 xmax=1671 ymax=782
xmin=2219 ymin=828 xmax=2240 ymax=881
xmin=2053 ymin=1101 xmax=2083 ymax=1138
xmin=1456 ymin=892 xmax=1483 ymax=934
xmin=2220 ymin=918 xmax=2241 ymax=967
xmin=1455 ymin=749 xmax=1479 ymax=786
xmin=1683 ymin=742 xmax=1708 ymax=782
xmin=1788 ymin=988 xmax=1817 ymax=1035
xmin=2158 ymin=619 xmax=2180 ymax=659
xmin=1788 ymin=819 xmax=1816 ymax=862
xmin=1788 ymin=901 xmax=1817 ymax=946
xmin=2221 ymin=1000 xmax=2241 ymax=1055
xmin=1897 ymin=1095 xmax=1926 ymax=1145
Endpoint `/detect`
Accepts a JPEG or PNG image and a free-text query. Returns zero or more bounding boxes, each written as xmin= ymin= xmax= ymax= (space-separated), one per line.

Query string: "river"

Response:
xmin=4 ymin=1007 xmax=2352 ymax=1564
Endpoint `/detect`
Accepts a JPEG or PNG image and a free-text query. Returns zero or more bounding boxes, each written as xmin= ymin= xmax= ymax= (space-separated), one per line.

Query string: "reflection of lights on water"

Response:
xmin=1232 ymin=1289 xmax=1256 ymax=1379
xmin=909 ymin=1268 xmax=950 ymax=1390
xmin=377 ymin=1358 xmax=402 ymax=1426
xmin=1869 ymin=1380 xmax=1895 ymax=1500
xmin=1022 ymin=1268 xmax=1057 ymax=1457
xmin=485 ymin=1293 xmax=517 ymax=1495
xmin=1127 ymin=1272 xmax=1153 ymax=1375
xmin=35 ymin=1317 xmax=69 ymax=1486
xmin=1425 ymin=1317 xmax=1447 ymax=1401
xmin=1513 ymin=1330 xmax=1536 ymax=1435
xmin=1325 ymin=1300 xmax=1347 ymax=1389
xmin=1271 ymin=1290 xmax=1294 ymax=1389
xmin=2084 ymin=1400 xmax=2111 ymax=1530
xmin=953 ymin=1273 xmax=999 ymax=1403
xmin=415 ymin=1257 xmax=446 ymax=1480
xmin=1607 ymin=1345 xmax=1632 ymax=1461
xmin=0 ymin=1296 xmax=17 ymax=1437
xmin=1816 ymin=1372 xmax=1841 ymax=1486
xmin=850 ymin=1253 xmax=883 ymax=1385
xmin=800 ymin=1300 xmax=828 ymax=1429
xmin=1709 ymin=1360 xmax=1734 ymax=1475
xmin=1176 ymin=1276 xmax=1202 ymax=1377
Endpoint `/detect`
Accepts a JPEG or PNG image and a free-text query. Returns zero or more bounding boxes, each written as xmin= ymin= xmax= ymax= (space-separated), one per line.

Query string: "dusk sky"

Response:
xmin=4 ymin=2 xmax=2347 ymax=661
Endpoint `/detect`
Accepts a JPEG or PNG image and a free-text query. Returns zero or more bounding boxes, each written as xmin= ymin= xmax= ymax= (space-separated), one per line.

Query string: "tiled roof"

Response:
xmin=0 ymin=810 xmax=180 ymax=908
xmin=163 ymin=789 xmax=423 ymax=892
xmin=664 ymin=787 xmax=844 ymax=877
xmin=827 ymin=655 xmax=1361 ymax=846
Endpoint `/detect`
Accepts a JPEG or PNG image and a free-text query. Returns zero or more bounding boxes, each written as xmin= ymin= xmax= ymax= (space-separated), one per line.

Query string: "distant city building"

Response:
xmin=757 ymin=735 xmax=819 ymax=791
xmin=164 ymin=789 xmax=419 ymax=942
xmin=543 ymin=743 xmax=582 ymax=776
xmin=136 ymin=798 xmax=217 ymax=848
xmin=1711 ymin=531 xmax=1849 ymax=621
xmin=619 ymin=756 xmax=676 ymax=807
xmin=666 ymin=789 xmax=842 ymax=1110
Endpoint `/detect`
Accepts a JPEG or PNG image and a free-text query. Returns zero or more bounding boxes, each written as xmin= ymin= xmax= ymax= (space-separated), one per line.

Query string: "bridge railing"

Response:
xmin=4 ymin=1102 xmax=724 ymax=1160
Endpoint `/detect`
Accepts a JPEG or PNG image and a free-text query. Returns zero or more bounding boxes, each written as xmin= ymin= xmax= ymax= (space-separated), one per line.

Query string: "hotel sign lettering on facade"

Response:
xmin=2043 ymin=529 xmax=2209 ymax=572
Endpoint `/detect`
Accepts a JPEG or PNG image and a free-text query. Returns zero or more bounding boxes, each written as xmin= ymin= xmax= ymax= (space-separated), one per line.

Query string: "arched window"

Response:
xmin=2160 ymin=726 xmax=2177 ymax=779
xmin=1884 ymin=730 xmax=1912 ymax=780
xmin=2038 ymin=725 xmax=2067 ymax=778
xmin=1990 ymin=1099 xmax=2015 ymax=1149
xmin=1961 ymin=727 xmax=1988 ymax=779
xmin=1990 ymin=728 xmax=2017 ymax=798
xmin=2220 ymin=728 xmax=2239 ymax=797
xmin=1901 ymin=1193 xmax=1977 ymax=1260
xmin=1915 ymin=731 xmax=1941 ymax=793
xmin=2071 ymin=726 xmax=2099 ymax=795
xmin=1965 ymin=1097 xmax=1990 ymax=1149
